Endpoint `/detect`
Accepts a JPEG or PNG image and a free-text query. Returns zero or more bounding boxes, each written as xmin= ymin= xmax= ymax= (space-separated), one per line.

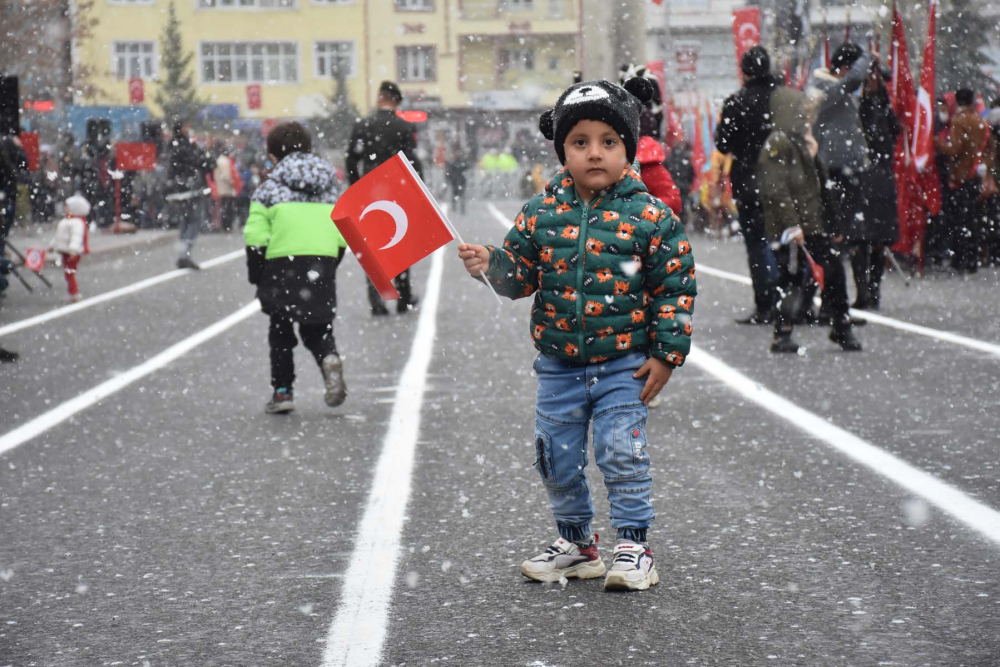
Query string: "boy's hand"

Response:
xmin=633 ymin=357 xmax=674 ymax=406
xmin=458 ymin=243 xmax=490 ymax=277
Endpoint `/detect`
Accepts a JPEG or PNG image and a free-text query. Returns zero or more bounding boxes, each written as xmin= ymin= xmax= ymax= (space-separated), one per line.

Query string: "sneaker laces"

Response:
xmin=613 ymin=551 xmax=638 ymax=565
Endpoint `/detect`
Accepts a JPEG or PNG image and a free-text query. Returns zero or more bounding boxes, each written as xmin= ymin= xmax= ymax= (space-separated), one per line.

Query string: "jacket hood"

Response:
xmin=636 ymin=136 xmax=666 ymax=165
xmin=542 ymin=160 xmax=648 ymax=200
xmin=270 ymin=152 xmax=336 ymax=196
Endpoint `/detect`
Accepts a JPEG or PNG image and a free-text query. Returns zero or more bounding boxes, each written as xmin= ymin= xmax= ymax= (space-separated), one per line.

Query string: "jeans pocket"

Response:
xmin=612 ymin=410 xmax=649 ymax=476
xmin=533 ymin=424 xmax=553 ymax=482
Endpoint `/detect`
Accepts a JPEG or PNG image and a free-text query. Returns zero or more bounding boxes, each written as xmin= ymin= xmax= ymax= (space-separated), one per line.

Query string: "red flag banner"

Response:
xmin=128 ymin=78 xmax=144 ymax=104
xmin=731 ymin=8 xmax=761 ymax=77
xmin=332 ymin=152 xmax=455 ymax=300
xmin=24 ymin=248 xmax=46 ymax=272
xmin=691 ymin=105 xmax=706 ymax=193
xmin=913 ymin=0 xmax=936 ymax=173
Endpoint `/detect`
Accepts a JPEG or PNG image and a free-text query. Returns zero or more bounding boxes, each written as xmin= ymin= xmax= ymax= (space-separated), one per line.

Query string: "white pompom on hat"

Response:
xmin=65 ymin=194 xmax=91 ymax=218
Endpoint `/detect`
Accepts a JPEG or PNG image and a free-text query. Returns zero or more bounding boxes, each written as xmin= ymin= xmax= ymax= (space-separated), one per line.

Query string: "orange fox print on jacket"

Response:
xmin=482 ymin=162 xmax=697 ymax=368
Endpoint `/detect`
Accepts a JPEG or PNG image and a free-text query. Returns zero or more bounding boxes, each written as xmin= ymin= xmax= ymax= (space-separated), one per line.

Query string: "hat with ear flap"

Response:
xmin=540 ymin=78 xmax=654 ymax=165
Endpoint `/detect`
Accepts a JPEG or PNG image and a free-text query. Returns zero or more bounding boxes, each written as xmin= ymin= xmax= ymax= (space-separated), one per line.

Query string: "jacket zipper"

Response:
xmin=574 ymin=201 xmax=591 ymax=361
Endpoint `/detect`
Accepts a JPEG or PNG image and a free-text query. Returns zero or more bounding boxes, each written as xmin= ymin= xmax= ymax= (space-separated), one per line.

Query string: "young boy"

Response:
xmin=244 ymin=122 xmax=348 ymax=414
xmin=458 ymin=78 xmax=697 ymax=591
xmin=51 ymin=193 xmax=90 ymax=302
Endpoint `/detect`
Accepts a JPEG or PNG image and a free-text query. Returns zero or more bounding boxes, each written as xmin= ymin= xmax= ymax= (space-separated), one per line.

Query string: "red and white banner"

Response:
xmin=331 ymin=152 xmax=455 ymax=300
xmin=912 ymin=0 xmax=937 ymax=173
xmin=128 ymin=78 xmax=144 ymax=104
xmin=24 ymin=248 xmax=46 ymax=272
xmin=731 ymin=7 xmax=761 ymax=76
xmin=246 ymin=84 xmax=262 ymax=111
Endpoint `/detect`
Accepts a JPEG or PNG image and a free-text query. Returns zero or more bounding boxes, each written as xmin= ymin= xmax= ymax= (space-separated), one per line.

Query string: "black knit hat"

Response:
xmin=741 ymin=46 xmax=771 ymax=79
xmin=539 ymin=78 xmax=654 ymax=165
xmin=831 ymin=43 xmax=863 ymax=72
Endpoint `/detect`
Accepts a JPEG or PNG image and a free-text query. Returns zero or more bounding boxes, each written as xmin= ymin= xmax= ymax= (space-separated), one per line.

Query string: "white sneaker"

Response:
xmin=604 ymin=540 xmax=659 ymax=591
xmin=321 ymin=355 xmax=347 ymax=407
xmin=519 ymin=536 xmax=606 ymax=583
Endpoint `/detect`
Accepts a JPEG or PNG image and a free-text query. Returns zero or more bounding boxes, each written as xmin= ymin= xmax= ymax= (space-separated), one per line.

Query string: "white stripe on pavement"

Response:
xmin=0 ymin=248 xmax=244 ymax=339
xmin=491 ymin=202 xmax=1000 ymax=359
xmin=0 ymin=300 xmax=260 ymax=457
xmin=688 ymin=345 xmax=1000 ymax=547
xmin=322 ymin=247 xmax=445 ymax=667
xmin=696 ymin=261 xmax=1000 ymax=359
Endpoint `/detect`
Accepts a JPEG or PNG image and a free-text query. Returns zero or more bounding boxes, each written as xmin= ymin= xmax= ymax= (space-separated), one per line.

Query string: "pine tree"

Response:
xmin=936 ymin=0 xmax=998 ymax=96
xmin=154 ymin=1 xmax=202 ymax=124
xmin=314 ymin=69 xmax=359 ymax=153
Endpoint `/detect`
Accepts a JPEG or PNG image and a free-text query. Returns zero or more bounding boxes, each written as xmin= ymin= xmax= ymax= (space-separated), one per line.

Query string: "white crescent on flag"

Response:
xmin=360 ymin=200 xmax=409 ymax=250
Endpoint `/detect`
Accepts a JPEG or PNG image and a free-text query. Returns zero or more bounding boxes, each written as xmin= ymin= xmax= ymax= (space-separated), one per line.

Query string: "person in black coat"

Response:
xmin=166 ymin=122 xmax=212 ymax=269
xmin=715 ymin=46 xmax=780 ymax=324
xmin=856 ymin=61 xmax=901 ymax=310
xmin=345 ymin=81 xmax=423 ymax=315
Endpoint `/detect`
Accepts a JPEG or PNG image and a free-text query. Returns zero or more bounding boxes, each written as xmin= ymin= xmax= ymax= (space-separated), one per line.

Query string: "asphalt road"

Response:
xmin=1 ymin=212 xmax=998 ymax=667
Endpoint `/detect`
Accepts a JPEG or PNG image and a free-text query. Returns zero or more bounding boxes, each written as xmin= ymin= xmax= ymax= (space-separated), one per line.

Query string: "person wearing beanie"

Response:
xmin=809 ymin=42 xmax=874 ymax=330
xmin=345 ymin=80 xmax=423 ymax=315
xmin=456 ymin=77 xmax=697 ymax=593
xmin=50 ymin=194 xmax=91 ymax=302
xmin=715 ymin=45 xmax=781 ymax=325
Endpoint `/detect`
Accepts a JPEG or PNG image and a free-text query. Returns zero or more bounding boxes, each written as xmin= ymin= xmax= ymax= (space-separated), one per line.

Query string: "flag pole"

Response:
xmin=396 ymin=151 xmax=503 ymax=306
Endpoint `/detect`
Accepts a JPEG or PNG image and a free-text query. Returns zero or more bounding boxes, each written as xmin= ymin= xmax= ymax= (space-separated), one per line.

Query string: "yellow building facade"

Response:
xmin=79 ymin=0 xmax=583 ymax=118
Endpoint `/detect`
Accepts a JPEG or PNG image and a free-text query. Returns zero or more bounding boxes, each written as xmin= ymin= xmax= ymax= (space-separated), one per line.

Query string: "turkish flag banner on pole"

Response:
xmin=913 ymin=0 xmax=936 ymax=173
xmin=332 ymin=152 xmax=457 ymax=300
xmin=731 ymin=7 xmax=761 ymax=78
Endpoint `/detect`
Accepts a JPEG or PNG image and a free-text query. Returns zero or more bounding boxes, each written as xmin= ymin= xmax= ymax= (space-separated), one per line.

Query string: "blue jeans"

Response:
xmin=533 ymin=351 xmax=654 ymax=542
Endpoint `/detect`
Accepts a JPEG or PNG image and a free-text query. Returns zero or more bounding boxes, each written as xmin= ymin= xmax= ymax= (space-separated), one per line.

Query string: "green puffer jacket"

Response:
xmin=485 ymin=164 xmax=696 ymax=367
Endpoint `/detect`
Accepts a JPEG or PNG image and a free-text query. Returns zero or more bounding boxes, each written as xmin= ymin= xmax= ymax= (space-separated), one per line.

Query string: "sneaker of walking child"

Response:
xmin=243 ymin=121 xmax=348 ymax=414
xmin=51 ymin=194 xmax=90 ymax=303
xmin=458 ymin=78 xmax=697 ymax=592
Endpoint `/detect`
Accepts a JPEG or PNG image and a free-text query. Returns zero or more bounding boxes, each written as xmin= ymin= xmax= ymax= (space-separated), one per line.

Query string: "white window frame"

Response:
xmin=396 ymin=45 xmax=436 ymax=82
xmin=395 ymin=0 xmax=433 ymax=10
xmin=503 ymin=0 xmax=533 ymax=12
xmin=314 ymin=41 xmax=356 ymax=79
xmin=199 ymin=41 xmax=299 ymax=84
xmin=197 ymin=0 xmax=297 ymax=9
xmin=504 ymin=46 xmax=534 ymax=72
xmin=111 ymin=41 xmax=157 ymax=81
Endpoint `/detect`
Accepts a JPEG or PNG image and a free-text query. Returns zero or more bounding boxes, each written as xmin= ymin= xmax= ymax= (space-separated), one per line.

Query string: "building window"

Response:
xmin=502 ymin=0 xmax=533 ymax=11
xmin=501 ymin=47 xmax=534 ymax=71
xmin=198 ymin=0 xmax=296 ymax=8
xmin=397 ymin=46 xmax=435 ymax=82
xmin=395 ymin=0 xmax=433 ymax=9
xmin=201 ymin=42 xmax=298 ymax=83
xmin=112 ymin=41 xmax=156 ymax=80
xmin=315 ymin=41 xmax=356 ymax=78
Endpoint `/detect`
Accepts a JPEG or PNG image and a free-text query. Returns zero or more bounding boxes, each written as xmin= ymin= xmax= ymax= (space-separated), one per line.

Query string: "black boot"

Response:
xmin=0 ymin=347 xmax=18 ymax=363
xmin=770 ymin=333 xmax=802 ymax=354
xmin=850 ymin=246 xmax=872 ymax=310
xmin=829 ymin=318 xmax=863 ymax=351
xmin=869 ymin=247 xmax=885 ymax=311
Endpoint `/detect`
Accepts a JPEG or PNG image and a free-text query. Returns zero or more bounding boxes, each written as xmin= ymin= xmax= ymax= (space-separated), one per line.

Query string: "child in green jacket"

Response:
xmin=244 ymin=122 xmax=348 ymax=414
xmin=458 ymin=79 xmax=697 ymax=591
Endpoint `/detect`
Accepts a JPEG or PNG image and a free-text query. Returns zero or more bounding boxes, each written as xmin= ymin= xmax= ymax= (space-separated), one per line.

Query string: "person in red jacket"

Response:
xmin=636 ymin=115 xmax=682 ymax=214
xmin=618 ymin=64 xmax=682 ymax=215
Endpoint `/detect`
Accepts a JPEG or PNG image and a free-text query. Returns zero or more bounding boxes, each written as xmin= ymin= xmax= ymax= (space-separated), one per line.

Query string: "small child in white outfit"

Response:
xmin=50 ymin=194 xmax=90 ymax=302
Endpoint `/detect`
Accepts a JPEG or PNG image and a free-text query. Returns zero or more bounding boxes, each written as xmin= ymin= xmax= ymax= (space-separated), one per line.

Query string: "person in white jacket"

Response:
xmin=51 ymin=194 xmax=90 ymax=302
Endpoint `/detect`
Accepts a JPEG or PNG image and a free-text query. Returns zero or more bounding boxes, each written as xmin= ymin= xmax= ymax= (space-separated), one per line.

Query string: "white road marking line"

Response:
xmin=688 ymin=344 xmax=1000 ymax=547
xmin=322 ymin=248 xmax=445 ymax=667
xmin=487 ymin=202 xmax=513 ymax=231
xmin=0 ymin=248 xmax=244 ymax=338
xmin=697 ymin=262 xmax=1000 ymax=358
xmin=0 ymin=300 xmax=260 ymax=457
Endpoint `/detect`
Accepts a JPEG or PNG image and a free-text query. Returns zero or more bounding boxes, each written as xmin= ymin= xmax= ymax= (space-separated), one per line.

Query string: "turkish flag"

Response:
xmin=129 ymin=78 xmax=144 ymax=104
xmin=24 ymin=248 xmax=46 ymax=272
xmin=731 ymin=7 xmax=761 ymax=78
xmin=332 ymin=151 xmax=455 ymax=300
xmin=913 ymin=0 xmax=936 ymax=173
